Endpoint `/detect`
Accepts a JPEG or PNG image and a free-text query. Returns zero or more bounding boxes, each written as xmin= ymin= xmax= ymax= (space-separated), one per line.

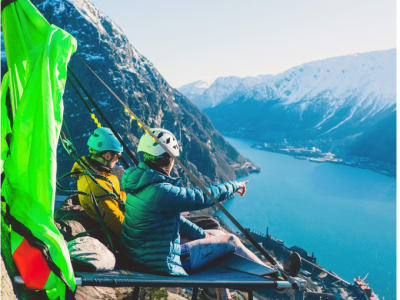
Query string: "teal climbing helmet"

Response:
xmin=87 ymin=127 xmax=123 ymax=153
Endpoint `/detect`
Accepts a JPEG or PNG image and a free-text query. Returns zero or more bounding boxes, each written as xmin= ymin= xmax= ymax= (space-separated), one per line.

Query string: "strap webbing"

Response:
xmin=4 ymin=209 xmax=75 ymax=296
xmin=77 ymin=57 xmax=282 ymax=268
xmin=58 ymin=126 xmax=122 ymax=254
xmin=67 ymin=68 xmax=138 ymax=166
xmin=58 ymin=129 xmax=125 ymax=209
xmin=89 ymin=192 xmax=116 ymax=253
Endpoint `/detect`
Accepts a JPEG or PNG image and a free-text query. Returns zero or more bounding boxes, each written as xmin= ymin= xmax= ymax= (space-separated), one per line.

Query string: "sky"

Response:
xmin=91 ymin=0 xmax=396 ymax=88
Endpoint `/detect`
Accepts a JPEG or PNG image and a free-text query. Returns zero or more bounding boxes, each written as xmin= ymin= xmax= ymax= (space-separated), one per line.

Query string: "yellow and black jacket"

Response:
xmin=71 ymin=157 xmax=126 ymax=236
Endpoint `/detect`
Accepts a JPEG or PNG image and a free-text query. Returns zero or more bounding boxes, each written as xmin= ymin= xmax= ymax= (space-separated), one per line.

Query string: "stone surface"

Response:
xmin=1 ymin=257 xmax=18 ymax=300
xmin=68 ymin=236 xmax=116 ymax=271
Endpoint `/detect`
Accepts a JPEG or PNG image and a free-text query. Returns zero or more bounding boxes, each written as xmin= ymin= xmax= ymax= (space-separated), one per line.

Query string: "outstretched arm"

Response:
xmin=158 ymin=180 xmax=242 ymax=213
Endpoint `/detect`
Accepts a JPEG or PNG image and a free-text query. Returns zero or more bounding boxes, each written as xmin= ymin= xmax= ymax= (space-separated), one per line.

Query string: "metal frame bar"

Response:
xmin=191 ymin=288 xmax=199 ymax=300
xmin=77 ymin=278 xmax=290 ymax=289
xmin=15 ymin=275 xmax=294 ymax=289
xmin=131 ymin=287 xmax=140 ymax=300
xmin=248 ymin=290 xmax=253 ymax=300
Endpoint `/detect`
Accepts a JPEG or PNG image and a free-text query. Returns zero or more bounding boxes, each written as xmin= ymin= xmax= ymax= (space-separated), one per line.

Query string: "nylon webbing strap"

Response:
xmin=5 ymin=88 xmax=13 ymax=127
xmin=1 ymin=0 xmax=16 ymax=11
xmin=68 ymin=79 xmax=95 ymax=117
xmin=5 ymin=211 xmax=75 ymax=296
xmin=4 ymin=88 xmax=13 ymax=148
xmin=67 ymin=67 xmax=138 ymax=167
xmin=301 ymin=257 xmax=350 ymax=285
xmin=58 ymin=128 xmax=119 ymax=255
xmin=67 ymin=75 xmax=130 ymax=167
xmin=58 ymin=127 xmax=125 ymax=209
xmin=76 ymin=167 xmax=124 ymax=207
xmin=90 ymin=193 xmax=116 ymax=253
xmin=68 ymin=79 xmax=102 ymax=128
xmin=77 ymin=57 xmax=282 ymax=268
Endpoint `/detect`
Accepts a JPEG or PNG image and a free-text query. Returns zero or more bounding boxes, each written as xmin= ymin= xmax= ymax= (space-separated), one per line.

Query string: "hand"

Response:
xmin=236 ymin=180 xmax=248 ymax=196
xmin=205 ymin=232 xmax=213 ymax=239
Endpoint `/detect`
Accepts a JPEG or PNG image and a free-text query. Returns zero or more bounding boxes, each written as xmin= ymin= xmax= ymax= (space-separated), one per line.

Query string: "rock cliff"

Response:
xmin=29 ymin=0 xmax=259 ymax=185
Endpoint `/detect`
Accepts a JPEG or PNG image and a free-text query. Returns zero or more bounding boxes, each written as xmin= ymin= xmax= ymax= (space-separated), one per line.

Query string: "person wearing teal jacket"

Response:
xmin=120 ymin=128 xmax=264 ymax=278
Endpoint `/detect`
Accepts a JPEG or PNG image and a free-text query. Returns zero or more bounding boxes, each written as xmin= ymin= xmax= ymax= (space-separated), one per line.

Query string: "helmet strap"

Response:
xmin=87 ymin=156 xmax=112 ymax=173
xmin=90 ymin=152 xmax=113 ymax=168
xmin=143 ymin=152 xmax=174 ymax=176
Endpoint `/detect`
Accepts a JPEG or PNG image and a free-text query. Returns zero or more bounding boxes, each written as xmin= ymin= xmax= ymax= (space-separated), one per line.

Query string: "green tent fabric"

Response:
xmin=1 ymin=0 xmax=77 ymax=298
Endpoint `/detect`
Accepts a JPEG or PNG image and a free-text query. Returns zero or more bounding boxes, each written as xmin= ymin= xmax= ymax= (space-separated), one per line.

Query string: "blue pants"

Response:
xmin=180 ymin=230 xmax=235 ymax=272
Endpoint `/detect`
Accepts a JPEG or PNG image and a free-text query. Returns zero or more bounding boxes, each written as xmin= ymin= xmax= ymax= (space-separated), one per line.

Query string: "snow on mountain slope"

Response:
xmin=180 ymin=49 xmax=396 ymax=175
xmin=10 ymin=0 xmax=260 ymax=184
xmin=183 ymin=50 xmax=395 ymax=112
xmin=179 ymin=80 xmax=214 ymax=100
xmin=179 ymin=74 xmax=272 ymax=109
xmin=248 ymin=50 xmax=395 ymax=112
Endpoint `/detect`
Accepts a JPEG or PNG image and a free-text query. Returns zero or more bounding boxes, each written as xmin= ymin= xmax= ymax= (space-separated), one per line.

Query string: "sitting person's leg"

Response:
xmin=181 ymin=233 xmax=235 ymax=272
xmin=181 ymin=230 xmax=265 ymax=272
xmin=206 ymin=230 xmax=265 ymax=265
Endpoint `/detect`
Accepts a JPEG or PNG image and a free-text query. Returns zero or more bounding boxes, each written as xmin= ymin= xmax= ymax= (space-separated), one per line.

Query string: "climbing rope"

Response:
xmin=67 ymin=67 xmax=138 ymax=167
xmin=58 ymin=123 xmax=125 ymax=208
xmin=68 ymin=79 xmax=102 ymax=128
xmin=72 ymin=56 xmax=302 ymax=285
xmin=58 ymin=124 xmax=123 ymax=253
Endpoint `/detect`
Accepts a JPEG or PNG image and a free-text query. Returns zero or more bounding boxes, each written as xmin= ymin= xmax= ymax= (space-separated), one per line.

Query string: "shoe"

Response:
xmin=283 ymin=252 xmax=301 ymax=277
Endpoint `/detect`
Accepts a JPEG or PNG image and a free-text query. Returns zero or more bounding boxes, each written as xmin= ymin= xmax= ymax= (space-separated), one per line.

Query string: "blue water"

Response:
xmin=217 ymin=137 xmax=396 ymax=299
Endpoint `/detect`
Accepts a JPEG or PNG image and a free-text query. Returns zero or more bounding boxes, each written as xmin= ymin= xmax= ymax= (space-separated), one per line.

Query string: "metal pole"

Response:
xmin=191 ymin=288 xmax=199 ymax=300
xmin=248 ymin=290 xmax=253 ymax=300
xmin=131 ymin=287 xmax=140 ymax=300
xmin=77 ymin=56 xmax=299 ymax=281
xmin=68 ymin=67 xmax=138 ymax=166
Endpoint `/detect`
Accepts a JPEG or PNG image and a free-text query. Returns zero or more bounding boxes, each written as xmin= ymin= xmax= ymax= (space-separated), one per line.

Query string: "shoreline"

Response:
xmin=251 ymin=143 xmax=395 ymax=178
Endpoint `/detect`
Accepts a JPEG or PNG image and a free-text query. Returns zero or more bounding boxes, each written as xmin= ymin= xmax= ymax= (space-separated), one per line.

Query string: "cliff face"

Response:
xmin=1 ymin=0 xmax=258 ymax=297
xmin=27 ymin=0 xmax=258 ymax=185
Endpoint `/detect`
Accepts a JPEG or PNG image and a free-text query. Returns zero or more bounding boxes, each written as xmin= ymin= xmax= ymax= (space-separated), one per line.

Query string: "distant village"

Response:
xmin=251 ymin=143 xmax=395 ymax=177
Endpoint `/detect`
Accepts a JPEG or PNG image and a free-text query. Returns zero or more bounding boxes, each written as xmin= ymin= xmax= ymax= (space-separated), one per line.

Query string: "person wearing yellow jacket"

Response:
xmin=71 ymin=127 xmax=126 ymax=237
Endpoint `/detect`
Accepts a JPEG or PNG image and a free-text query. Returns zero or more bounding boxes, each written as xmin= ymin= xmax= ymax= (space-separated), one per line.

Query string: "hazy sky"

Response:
xmin=92 ymin=0 xmax=396 ymax=88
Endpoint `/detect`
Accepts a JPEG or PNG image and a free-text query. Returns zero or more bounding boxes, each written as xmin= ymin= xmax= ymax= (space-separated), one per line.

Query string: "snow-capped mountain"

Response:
xmin=178 ymin=80 xmax=213 ymax=101
xmin=179 ymin=75 xmax=272 ymax=109
xmin=182 ymin=50 xmax=395 ymax=111
xmin=264 ymin=50 xmax=394 ymax=108
xmin=1 ymin=0 xmax=259 ymax=184
xmin=181 ymin=50 xmax=396 ymax=175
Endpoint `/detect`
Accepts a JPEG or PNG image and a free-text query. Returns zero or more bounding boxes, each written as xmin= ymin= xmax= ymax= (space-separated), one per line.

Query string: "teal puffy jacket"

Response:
xmin=120 ymin=162 xmax=239 ymax=276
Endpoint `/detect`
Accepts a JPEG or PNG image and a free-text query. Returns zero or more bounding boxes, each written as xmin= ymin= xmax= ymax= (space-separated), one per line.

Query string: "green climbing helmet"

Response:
xmin=87 ymin=127 xmax=123 ymax=153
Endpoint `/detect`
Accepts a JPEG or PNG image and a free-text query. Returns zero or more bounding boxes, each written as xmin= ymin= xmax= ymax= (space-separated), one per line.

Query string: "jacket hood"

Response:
xmin=122 ymin=162 xmax=178 ymax=194
xmin=71 ymin=158 xmax=86 ymax=176
xmin=71 ymin=160 xmax=83 ymax=175
xmin=70 ymin=156 xmax=111 ymax=177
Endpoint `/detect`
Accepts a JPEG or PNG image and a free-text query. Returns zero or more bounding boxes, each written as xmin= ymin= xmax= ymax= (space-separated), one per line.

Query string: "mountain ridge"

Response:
xmin=179 ymin=49 xmax=396 ymax=176
xmin=179 ymin=49 xmax=395 ymax=109
xmin=22 ymin=0 xmax=260 ymax=185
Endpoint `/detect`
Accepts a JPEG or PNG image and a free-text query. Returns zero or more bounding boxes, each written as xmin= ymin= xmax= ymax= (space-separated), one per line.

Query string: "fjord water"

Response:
xmin=218 ymin=137 xmax=396 ymax=299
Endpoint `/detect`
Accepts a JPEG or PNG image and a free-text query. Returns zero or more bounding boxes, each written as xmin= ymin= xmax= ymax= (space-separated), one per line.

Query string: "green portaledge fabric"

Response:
xmin=1 ymin=0 xmax=77 ymax=298
xmin=1 ymin=73 xmax=11 ymax=174
xmin=7 ymin=211 xmax=73 ymax=297
xmin=1 ymin=0 xmax=16 ymax=10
